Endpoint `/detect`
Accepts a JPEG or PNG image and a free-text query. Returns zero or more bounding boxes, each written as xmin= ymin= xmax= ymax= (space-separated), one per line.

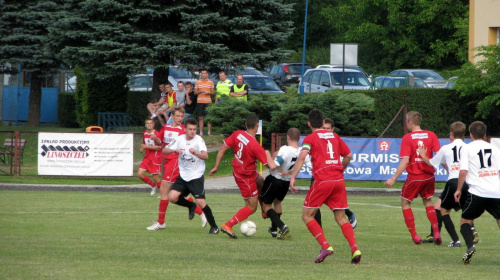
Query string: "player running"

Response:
xmin=164 ymin=118 xmax=219 ymax=234
xmin=147 ymin=107 xmax=206 ymax=230
xmin=453 ymin=121 xmax=500 ymax=264
xmin=137 ymin=119 xmax=162 ymax=195
xmin=290 ymin=109 xmax=361 ymax=264
xmin=384 ymin=111 xmax=442 ymax=245
xmin=209 ymin=115 xmax=276 ymax=239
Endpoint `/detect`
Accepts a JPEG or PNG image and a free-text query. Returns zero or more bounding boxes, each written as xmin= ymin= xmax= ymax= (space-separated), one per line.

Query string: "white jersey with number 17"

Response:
xmin=460 ymin=140 xmax=500 ymax=198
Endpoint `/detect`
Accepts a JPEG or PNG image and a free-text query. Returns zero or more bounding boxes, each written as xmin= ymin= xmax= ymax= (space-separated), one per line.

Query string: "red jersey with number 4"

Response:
xmin=158 ymin=124 xmax=185 ymax=159
xmin=400 ymin=130 xmax=440 ymax=175
xmin=143 ymin=130 xmax=162 ymax=161
xmin=224 ymin=130 xmax=268 ymax=177
xmin=301 ymin=130 xmax=350 ymax=181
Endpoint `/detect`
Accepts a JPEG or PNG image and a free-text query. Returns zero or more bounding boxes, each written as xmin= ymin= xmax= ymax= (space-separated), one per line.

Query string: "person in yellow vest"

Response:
xmin=157 ymin=83 xmax=177 ymax=125
xmin=230 ymin=75 xmax=249 ymax=101
xmin=215 ymin=71 xmax=233 ymax=103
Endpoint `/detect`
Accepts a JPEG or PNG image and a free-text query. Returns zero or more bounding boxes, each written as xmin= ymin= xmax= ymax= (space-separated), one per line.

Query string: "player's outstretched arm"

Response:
xmin=264 ymin=150 xmax=278 ymax=171
xmin=209 ymin=143 xmax=230 ymax=176
xmin=384 ymin=157 xmax=409 ymax=188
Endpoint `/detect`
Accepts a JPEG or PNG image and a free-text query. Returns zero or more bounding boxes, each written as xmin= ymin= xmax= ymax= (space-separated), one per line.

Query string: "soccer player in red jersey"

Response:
xmin=209 ymin=115 xmax=276 ymax=238
xmin=384 ymin=111 xmax=442 ymax=245
xmin=290 ymin=109 xmax=361 ymax=264
xmin=138 ymin=119 xmax=162 ymax=195
xmin=147 ymin=107 xmax=206 ymax=230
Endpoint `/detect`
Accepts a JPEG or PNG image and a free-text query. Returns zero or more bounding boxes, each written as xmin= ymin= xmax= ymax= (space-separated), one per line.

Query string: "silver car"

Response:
xmin=388 ymin=69 xmax=446 ymax=88
xmin=300 ymin=68 xmax=371 ymax=93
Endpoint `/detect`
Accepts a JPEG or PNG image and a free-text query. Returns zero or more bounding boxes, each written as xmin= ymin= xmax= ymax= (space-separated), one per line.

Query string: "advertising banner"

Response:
xmin=38 ymin=133 xmax=133 ymax=176
xmin=297 ymin=137 xmax=473 ymax=182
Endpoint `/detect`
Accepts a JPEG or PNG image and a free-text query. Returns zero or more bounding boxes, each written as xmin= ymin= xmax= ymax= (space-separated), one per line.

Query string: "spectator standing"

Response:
xmin=215 ymin=70 xmax=232 ymax=102
xmin=230 ymin=74 xmax=248 ymax=101
xmin=194 ymin=69 xmax=214 ymax=136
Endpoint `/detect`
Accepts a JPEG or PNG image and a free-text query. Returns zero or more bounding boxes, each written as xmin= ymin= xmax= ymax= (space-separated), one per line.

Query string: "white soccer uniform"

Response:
xmin=167 ymin=134 xmax=207 ymax=181
xmin=460 ymin=140 xmax=500 ymax=198
xmin=430 ymin=139 xmax=466 ymax=180
xmin=270 ymin=146 xmax=301 ymax=181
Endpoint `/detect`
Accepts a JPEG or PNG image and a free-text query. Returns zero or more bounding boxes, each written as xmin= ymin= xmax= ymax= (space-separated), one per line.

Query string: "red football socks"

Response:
xmin=341 ymin=223 xmax=359 ymax=253
xmin=426 ymin=206 xmax=439 ymax=234
xmin=306 ymin=220 xmax=330 ymax=249
xmin=158 ymin=200 xmax=169 ymax=224
xmin=403 ymin=208 xmax=417 ymax=238
xmin=226 ymin=206 xmax=253 ymax=227
xmin=141 ymin=176 xmax=155 ymax=188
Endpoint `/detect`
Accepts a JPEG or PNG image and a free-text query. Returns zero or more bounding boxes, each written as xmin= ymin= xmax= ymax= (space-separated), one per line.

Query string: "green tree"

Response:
xmin=0 ymin=0 xmax=61 ymax=127
xmin=322 ymin=0 xmax=469 ymax=73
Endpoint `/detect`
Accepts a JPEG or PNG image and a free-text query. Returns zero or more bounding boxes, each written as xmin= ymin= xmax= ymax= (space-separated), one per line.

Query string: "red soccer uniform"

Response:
xmin=400 ymin=130 xmax=440 ymax=175
xmin=139 ymin=130 xmax=162 ymax=174
xmin=224 ymin=130 xmax=268 ymax=177
xmin=158 ymin=124 xmax=185 ymax=160
xmin=301 ymin=130 xmax=351 ymax=181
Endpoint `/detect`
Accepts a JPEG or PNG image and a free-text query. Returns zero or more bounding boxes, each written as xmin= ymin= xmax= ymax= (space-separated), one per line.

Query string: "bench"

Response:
xmin=0 ymin=138 xmax=27 ymax=165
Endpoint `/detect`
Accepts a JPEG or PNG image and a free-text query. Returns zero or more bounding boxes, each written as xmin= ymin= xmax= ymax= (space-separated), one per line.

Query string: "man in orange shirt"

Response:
xmin=194 ymin=69 xmax=214 ymax=136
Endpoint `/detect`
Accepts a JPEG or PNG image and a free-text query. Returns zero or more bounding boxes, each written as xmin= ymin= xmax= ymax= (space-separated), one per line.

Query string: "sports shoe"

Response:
xmin=209 ymin=227 xmax=219 ymax=234
xmin=188 ymin=203 xmax=196 ymax=220
xmin=463 ymin=246 xmax=476 ymax=265
xmin=351 ymin=250 xmax=362 ymax=264
xmin=200 ymin=213 xmax=208 ymax=228
xmin=412 ymin=235 xmax=423 ymax=245
xmin=261 ymin=211 xmax=268 ymax=219
xmin=146 ymin=222 xmax=165 ymax=231
xmin=150 ymin=187 xmax=158 ymax=196
xmin=151 ymin=113 xmax=157 ymax=119
xmin=422 ymin=234 xmax=434 ymax=243
xmin=277 ymin=226 xmax=290 ymax=240
xmin=472 ymin=228 xmax=479 ymax=244
xmin=221 ymin=224 xmax=238 ymax=239
xmin=448 ymin=241 xmax=461 ymax=248
xmin=348 ymin=211 xmax=357 ymax=229
xmin=268 ymin=227 xmax=277 ymax=238
xmin=315 ymin=246 xmax=334 ymax=263
xmin=433 ymin=232 xmax=442 ymax=245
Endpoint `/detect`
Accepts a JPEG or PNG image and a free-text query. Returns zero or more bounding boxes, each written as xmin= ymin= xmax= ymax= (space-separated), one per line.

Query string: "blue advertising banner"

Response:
xmin=297 ymin=137 xmax=470 ymax=182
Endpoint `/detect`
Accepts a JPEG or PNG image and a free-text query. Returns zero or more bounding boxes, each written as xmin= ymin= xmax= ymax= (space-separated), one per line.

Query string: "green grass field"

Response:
xmin=1 ymin=191 xmax=498 ymax=279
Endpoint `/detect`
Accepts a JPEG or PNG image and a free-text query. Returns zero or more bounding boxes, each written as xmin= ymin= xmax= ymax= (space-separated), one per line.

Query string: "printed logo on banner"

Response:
xmin=378 ymin=140 xmax=390 ymax=151
xmin=40 ymin=144 xmax=89 ymax=159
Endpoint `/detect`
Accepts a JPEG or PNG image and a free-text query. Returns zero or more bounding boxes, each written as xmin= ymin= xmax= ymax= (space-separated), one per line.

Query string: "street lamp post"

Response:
xmin=299 ymin=0 xmax=309 ymax=94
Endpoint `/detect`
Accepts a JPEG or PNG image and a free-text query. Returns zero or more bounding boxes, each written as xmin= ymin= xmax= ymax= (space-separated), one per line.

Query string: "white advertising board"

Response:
xmin=38 ymin=133 xmax=134 ymax=176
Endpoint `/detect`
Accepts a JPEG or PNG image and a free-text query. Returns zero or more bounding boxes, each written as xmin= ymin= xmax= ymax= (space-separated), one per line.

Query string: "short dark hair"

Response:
xmin=200 ymin=69 xmax=208 ymax=73
xmin=185 ymin=82 xmax=193 ymax=86
xmin=165 ymin=82 xmax=173 ymax=87
xmin=246 ymin=115 xmax=259 ymax=129
xmin=287 ymin=128 xmax=300 ymax=142
xmin=308 ymin=109 xmax=323 ymax=129
xmin=219 ymin=70 xmax=227 ymax=75
xmin=184 ymin=118 xmax=198 ymax=127
xmin=450 ymin=121 xmax=466 ymax=139
xmin=145 ymin=118 xmax=154 ymax=124
xmin=469 ymin=121 xmax=487 ymax=139
xmin=324 ymin=118 xmax=334 ymax=127
xmin=177 ymin=81 xmax=184 ymax=85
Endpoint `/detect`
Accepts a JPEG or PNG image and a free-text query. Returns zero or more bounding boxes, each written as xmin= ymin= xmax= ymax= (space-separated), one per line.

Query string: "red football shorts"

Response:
xmin=401 ymin=173 xmax=435 ymax=202
xmin=162 ymin=158 xmax=179 ymax=183
xmin=304 ymin=179 xmax=348 ymax=210
xmin=139 ymin=157 xmax=161 ymax=174
xmin=233 ymin=171 xmax=260 ymax=199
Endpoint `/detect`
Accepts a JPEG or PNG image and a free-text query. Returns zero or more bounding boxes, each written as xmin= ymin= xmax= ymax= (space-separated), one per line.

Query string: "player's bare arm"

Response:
xmin=209 ymin=143 xmax=230 ymax=175
xmin=342 ymin=153 xmax=352 ymax=169
xmin=162 ymin=147 xmax=181 ymax=155
xmin=416 ymin=146 xmax=432 ymax=166
xmin=289 ymin=151 xmax=308 ymax=194
xmin=190 ymin=148 xmax=208 ymax=160
xmin=384 ymin=157 xmax=409 ymax=188
xmin=149 ymin=134 xmax=161 ymax=145
xmin=454 ymin=169 xmax=468 ymax=202
xmin=264 ymin=150 xmax=278 ymax=170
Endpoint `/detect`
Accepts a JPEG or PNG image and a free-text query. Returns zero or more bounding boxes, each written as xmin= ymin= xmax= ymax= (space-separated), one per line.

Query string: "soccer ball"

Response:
xmin=240 ymin=221 xmax=257 ymax=237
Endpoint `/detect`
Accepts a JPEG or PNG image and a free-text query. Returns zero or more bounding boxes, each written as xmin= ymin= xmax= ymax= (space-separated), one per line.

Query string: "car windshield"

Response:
xmin=288 ymin=64 xmax=312 ymax=74
xmin=170 ymin=67 xmax=194 ymax=79
xmin=412 ymin=70 xmax=444 ymax=81
xmin=245 ymin=77 xmax=281 ymax=91
xmin=330 ymin=72 xmax=370 ymax=86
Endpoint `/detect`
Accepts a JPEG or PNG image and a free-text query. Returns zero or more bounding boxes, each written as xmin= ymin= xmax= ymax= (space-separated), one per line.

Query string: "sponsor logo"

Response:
xmin=411 ymin=133 xmax=429 ymax=139
xmin=318 ymin=132 xmax=334 ymax=139
xmin=40 ymin=145 xmax=89 ymax=158
xmin=237 ymin=134 xmax=250 ymax=145
xmin=378 ymin=141 xmax=390 ymax=151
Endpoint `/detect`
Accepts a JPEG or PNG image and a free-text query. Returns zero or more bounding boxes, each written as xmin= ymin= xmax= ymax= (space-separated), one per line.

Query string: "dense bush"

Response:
xmin=57 ymin=92 xmax=78 ymax=128
xmin=73 ymin=67 xmax=129 ymax=128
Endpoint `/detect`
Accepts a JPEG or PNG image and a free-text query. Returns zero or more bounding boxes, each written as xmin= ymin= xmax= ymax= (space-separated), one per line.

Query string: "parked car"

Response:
xmin=127 ymin=66 xmax=197 ymax=91
xmin=300 ymin=68 xmax=371 ymax=93
xmin=388 ymin=69 xmax=447 ymax=88
xmin=374 ymin=76 xmax=428 ymax=89
xmin=316 ymin=65 xmax=370 ymax=80
xmin=445 ymin=76 xmax=458 ymax=89
xmin=227 ymin=75 xmax=284 ymax=94
xmin=269 ymin=63 xmax=313 ymax=87
xmin=210 ymin=67 xmax=264 ymax=83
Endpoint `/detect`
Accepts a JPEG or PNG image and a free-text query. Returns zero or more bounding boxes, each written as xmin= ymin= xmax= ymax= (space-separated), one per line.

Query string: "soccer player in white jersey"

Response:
xmin=453 ymin=121 xmax=500 ymax=264
xmin=418 ymin=121 xmax=471 ymax=247
xmin=260 ymin=128 xmax=301 ymax=240
xmin=164 ymin=118 xmax=219 ymax=234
